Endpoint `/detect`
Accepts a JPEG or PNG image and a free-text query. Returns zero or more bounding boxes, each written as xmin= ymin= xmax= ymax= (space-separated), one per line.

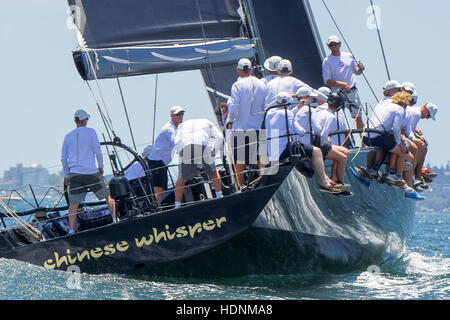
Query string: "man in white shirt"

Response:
xmin=61 ymin=109 xmax=117 ymax=234
xmin=124 ymin=145 xmax=152 ymax=181
xmin=261 ymin=56 xmax=282 ymax=85
xmin=403 ymin=102 xmax=438 ymax=190
xmin=148 ymin=106 xmax=184 ymax=205
xmin=315 ymin=87 xmax=332 ymax=112
xmin=322 ymin=35 xmax=365 ymax=129
xmin=173 ymin=118 xmax=224 ymax=208
xmin=362 ymin=92 xmax=425 ymax=200
xmin=264 ymin=59 xmax=310 ymax=109
xmin=364 ymin=80 xmax=404 ymax=178
xmin=265 ymin=92 xmax=343 ymax=194
xmin=227 ymin=58 xmax=266 ymax=186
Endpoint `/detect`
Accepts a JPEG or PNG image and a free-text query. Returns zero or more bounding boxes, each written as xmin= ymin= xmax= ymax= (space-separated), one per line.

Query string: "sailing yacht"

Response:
xmin=0 ymin=0 xmax=416 ymax=276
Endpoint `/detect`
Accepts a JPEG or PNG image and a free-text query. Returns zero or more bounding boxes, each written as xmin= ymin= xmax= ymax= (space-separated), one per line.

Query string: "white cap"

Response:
xmin=292 ymin=86 xmax=314 ymax=99
xmin=277 ymin=59 xmax=292 ymax=72
xmin=316 ymin=87 xmax=331 ymax=101
xmin=170 ymin=106 xmax=185 ymax=115
xmin=237 ymin=58 xmax=252 ymax=70
xmin=74 ymin=109 xmax=90 ymax=120
xmin=264 ymin=56 xmax=283 ymax=72
xmin=402 ymin=82 xmax=415 ymax=93
xmin=327 ymin=35 xmax=340 ymax=45
xmin=383 ymin=80 xmax=402 ymax=91
xmin=142 ymin=145 xmax=153 ymax=159
xmin=425 ymin=103 xmax=438 ymax=120
xmin=276 ymin=91 xmax=291 ymax=104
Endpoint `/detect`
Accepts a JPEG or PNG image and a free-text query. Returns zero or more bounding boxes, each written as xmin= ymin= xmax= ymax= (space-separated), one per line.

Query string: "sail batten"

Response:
xmin=67 ymin=0 xmax=252 ymax=79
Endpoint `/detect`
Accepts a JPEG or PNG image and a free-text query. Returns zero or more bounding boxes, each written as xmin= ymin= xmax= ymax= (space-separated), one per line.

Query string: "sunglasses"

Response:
xmin=328 ymin=42 xmax=339 ymax=47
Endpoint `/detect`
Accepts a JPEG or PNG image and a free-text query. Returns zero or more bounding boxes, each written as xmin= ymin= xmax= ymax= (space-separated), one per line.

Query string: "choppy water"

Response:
xmin=0 ymin=203 xmax=448 ymax=300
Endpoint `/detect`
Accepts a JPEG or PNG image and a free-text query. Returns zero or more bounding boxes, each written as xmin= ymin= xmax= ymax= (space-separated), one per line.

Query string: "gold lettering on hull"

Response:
xmin=43 ymin=216 xmax=227 ymax=270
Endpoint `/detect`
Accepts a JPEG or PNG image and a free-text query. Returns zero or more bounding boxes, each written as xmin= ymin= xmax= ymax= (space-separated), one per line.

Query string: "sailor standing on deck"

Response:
xmin=173 ymin=118 xmax=224 ymax=208
xmin=322 ymin=35 xmax=365 ymax=129
xmin=148 ymin=106 xmax=184 ymax=205
xmin=61 ymin=109 xmax=117 ymax=234
xmin=227 ymin=58 xmax=266 ymax=186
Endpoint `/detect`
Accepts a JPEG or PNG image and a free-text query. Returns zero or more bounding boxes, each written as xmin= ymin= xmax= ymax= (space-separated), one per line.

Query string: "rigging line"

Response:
xmin=194 ymin=0 xmax=219 ymax=107
xmin=84 ymin=49 xmax=117 ymax=136
xmin=369 ymin=0 xmax=391 ymax=80
xmin=321 ymin=0 xmax=380 ymax=103
xmin=116 ymin=78 xmax=137 ymax=151
xmin=152 ymin=74 xmax=158 ymax=146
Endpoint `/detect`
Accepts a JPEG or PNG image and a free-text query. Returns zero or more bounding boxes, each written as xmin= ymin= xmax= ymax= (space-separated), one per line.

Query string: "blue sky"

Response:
xmin=0 ymin=0 xmax=448 ymax=180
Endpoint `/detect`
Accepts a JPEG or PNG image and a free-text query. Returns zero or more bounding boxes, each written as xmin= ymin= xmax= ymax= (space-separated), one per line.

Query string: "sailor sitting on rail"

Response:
xmin=362 ymin=92 xmax=424 ymax=200
xmin=315 ymin=87 xmax=332 ymax=112
xmin=264 ymin=59 xmax=311 ymax=109
xmin=261 ymin=56 xmax=283 ymax=85
xmin=364 ymin=80 xmax=404 ymax=181
xmin=312 ymin=92 xmax=352 ymax=195
xmin=265 ymin=92 xmax=343 ymax=194
xmin=293 ymin=90 xmax=351 ymax=194
xmin=173 ymin=118 xmax=224 ymax=209
xmin=403 ymin=100 xmax=438 ymax=192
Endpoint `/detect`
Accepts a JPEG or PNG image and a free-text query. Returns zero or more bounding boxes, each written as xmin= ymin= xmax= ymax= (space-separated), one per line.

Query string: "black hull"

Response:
xmin=0 ymin=166 xmax=292 ymax=274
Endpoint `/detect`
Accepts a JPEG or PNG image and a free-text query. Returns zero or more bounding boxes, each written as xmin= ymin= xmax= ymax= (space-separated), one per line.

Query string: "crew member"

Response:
xmin=262 ymin=56 xmax=283 ymax=85
xmin=227 ymin=58 xmax=266 ymax=186
xmin=173 ymin=118 xmax=224 ymax=208
xmin=294 ymin=90 xmax=351 ymax=192
xmin=264 ymin=59 xmax=311 ymax=109
xmin=61 ymin=109 xmax=117 ymax=234
xmin=322 ymin=35 xmax=365 ymax=128
xmin=265 ymin=92 xmax=343 ymax=194
xmin=148 ymin=106 xmax=184 ymax=205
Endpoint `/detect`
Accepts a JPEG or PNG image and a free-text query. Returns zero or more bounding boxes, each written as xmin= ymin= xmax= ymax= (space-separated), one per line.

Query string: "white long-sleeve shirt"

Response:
xmin=265 ymin=107 xmax=305 ymax=161
xmin=402 ymin=106 xmax=421 ymax=140
xmin=364 ymin=102 xmax=405 ymax=144
xmin=293 ymin=105 xmax=321 ymax=145
xmin=228 ymin=76 xmax=267 ymax=130
xmin=264 ymin=76 xmax=309 ymax=109
xmin=174 ymin=119 xmax=223 ymax=152
xmin=149 ymin=121 xmax=178 ymax=165
xmin=314 ymin=108 xmax=347 ymax=145
xmin=61 ymin=127 xmax=103 ymax=178
xmin=322 ymin=51 xmax=358 ymax=91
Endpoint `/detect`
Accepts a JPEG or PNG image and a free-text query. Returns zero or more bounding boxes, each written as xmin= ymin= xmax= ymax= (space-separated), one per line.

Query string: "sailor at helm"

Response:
xmin=294 ymin=91 xmax=351 ymax=193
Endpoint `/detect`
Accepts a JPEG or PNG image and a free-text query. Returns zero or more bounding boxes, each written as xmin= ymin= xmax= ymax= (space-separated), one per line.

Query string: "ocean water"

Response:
xmin=0 ymin=203 xmax=448 ymax=300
